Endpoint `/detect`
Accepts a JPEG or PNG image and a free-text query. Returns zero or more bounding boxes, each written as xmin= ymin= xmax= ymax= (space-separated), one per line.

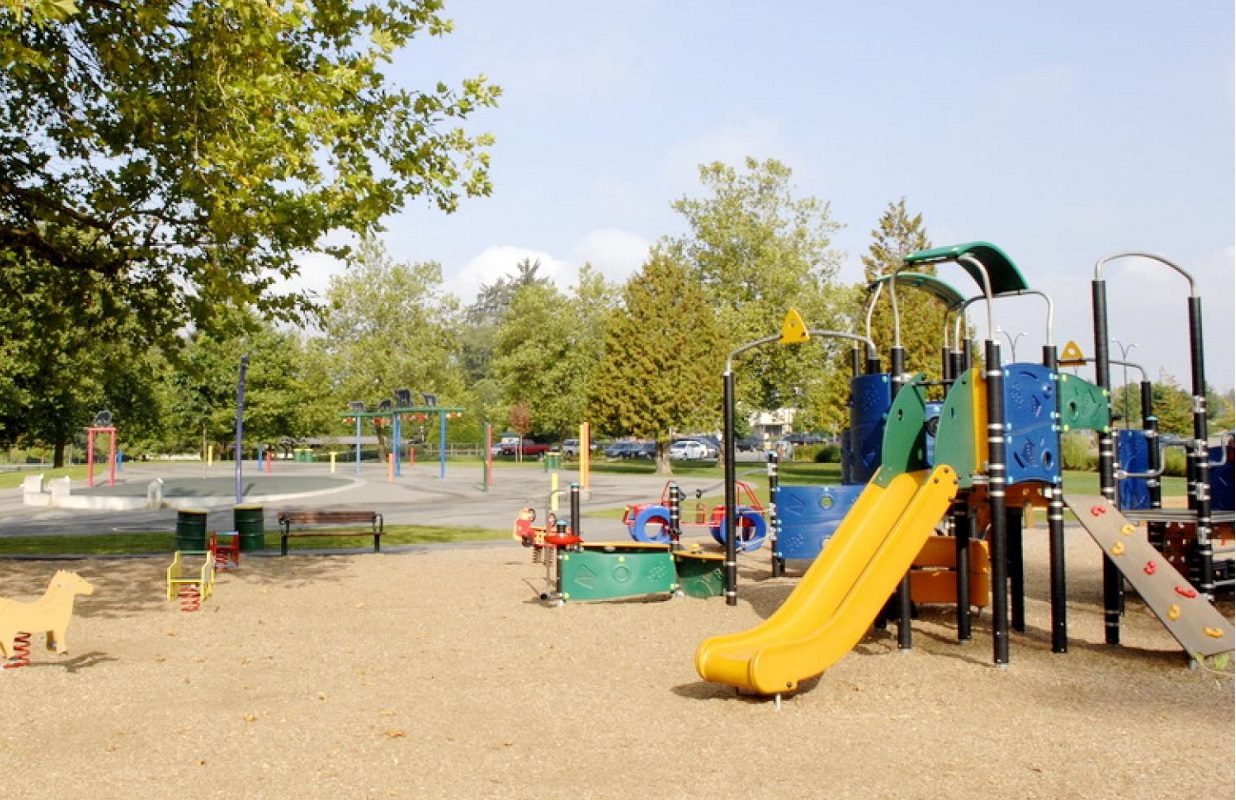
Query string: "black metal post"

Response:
xmin=986 ymin=339 xmax=1010 ymax=665
xmin=668 ymin=483 xmax=682 ymax=549
xmin=1091 ymin=278 xmax=1122 ymax=646
xmin=1186 ymin=295 xmax=1214 ymax=599
xmin=570 ymin=482 xmax=581 ymax=540
xmin=767 ymin=451 xmax=783 ymax=577
xmin=890 ymin=347 xmax=914 ymax=652
xmin=1142 ymin=380 xmax=1162 ymax=510
xmin=234 ymin=354 xmax=248 ymax=505
xmin=723 ymin=371 xmax=738 ymax=606
xmin=953 ymin=499 xmax=973 ymax=641
xmin=1007 ymin=506 xmax=1025 ymax=632
xmin=1044 ymin=344 xmax=1068 ymax=653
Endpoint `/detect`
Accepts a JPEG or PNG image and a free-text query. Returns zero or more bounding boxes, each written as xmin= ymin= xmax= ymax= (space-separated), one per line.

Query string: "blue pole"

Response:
xmin=439 ymin=411 xmax=447 ymax=478
xmin=393 ymin=413 xmax=402 ymax=478
xmin=234 ymin=354 xmax=248 ymax=504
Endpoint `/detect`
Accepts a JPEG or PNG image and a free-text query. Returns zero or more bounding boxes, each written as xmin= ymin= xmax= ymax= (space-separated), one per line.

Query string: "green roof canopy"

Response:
xmin=902 ymin=241 xmax=1030 ymax=296
xmin=867 ymin=272 xmax=967 ymax=311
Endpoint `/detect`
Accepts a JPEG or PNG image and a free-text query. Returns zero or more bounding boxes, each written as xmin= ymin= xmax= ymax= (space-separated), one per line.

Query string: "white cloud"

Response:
xmin=570 ymin=228 xmax=651 ymax=285
xmin=288 ymin=250 xmax=345 ymax=302
xmin=447 ymin=245 xmax=573 ymax=303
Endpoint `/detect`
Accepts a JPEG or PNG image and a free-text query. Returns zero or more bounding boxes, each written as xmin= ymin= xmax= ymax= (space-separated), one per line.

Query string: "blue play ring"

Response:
xmin=709 ymin=506 xmax=767 ymax=552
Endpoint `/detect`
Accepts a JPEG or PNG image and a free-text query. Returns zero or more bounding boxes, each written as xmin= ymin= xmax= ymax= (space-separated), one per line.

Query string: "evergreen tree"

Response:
xmin=461 ymin=258 xmax=550 ymax=384
xmin=586 ymin=250 xmax=721 ymax=474
xmin=860 ymin=198 xmax=948 ymax=381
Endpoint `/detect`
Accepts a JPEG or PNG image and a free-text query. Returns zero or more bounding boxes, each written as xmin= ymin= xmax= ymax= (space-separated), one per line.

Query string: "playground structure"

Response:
xmin=697 ymin=241 xmax=1234 ymax=700
xmin=0 ymin=570 xmax=95 ymax=667
xmin=512 ymin=483 xmax=725 ymax=603
xmin=622 ymin=479 xmax=768 ymax=552
xmin=340 ymin=391 xmax=465 ymax=479
xmin=167 ymin=550 xmax=216 ymax=612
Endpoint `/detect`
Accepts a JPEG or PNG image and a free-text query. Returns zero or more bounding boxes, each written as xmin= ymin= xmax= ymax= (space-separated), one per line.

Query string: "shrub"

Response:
xmin=1161 ymin=447 xmax=1188 ymax=478
xmin=1060 ymin=431 xmax=1096 ymax=471
xmin=813 ymin=444 xmax=841 ymax=463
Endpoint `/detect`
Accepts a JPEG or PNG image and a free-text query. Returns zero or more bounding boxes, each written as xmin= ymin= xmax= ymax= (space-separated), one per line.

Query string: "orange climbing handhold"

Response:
xmin=1143 ymin=561 xmax=1157 ymax=576
xmin=1090 ymin=505 xmax=1107 ymax=517
xmin=1174 ymin=585 xmax=1199 ymax=599
xmin=1203 ymin=627 xmax=1224 ymax=638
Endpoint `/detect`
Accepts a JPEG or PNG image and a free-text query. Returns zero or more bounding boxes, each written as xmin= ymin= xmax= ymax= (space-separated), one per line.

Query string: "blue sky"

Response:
xmin=302 ymin=1 xmax=1235 ymax=392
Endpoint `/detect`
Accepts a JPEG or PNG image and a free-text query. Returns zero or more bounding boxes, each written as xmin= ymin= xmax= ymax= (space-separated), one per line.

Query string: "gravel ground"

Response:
xmin=0 ymin=527 xmax=1231 ymax=800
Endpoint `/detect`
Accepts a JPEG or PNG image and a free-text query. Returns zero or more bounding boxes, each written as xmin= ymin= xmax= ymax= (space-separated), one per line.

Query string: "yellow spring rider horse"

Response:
xmin=0 ymin=570 xmax=95 ymax=663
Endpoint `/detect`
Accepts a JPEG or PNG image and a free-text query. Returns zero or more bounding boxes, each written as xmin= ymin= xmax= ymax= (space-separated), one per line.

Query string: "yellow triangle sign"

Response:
xmin=1059 ymin=340 xmax=1086 ymax=366
xmin=779 ymin=309 xmax=810 ymax=344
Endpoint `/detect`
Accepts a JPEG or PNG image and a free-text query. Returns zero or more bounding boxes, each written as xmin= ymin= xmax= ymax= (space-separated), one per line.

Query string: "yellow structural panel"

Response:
xmin=779 ymin=308 xmax=810 ymax=344
xmin=695 ymin=464 xmax=959 ymax=695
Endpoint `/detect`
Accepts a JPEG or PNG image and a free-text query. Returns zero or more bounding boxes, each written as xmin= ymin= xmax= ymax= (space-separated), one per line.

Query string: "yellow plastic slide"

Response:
xmin=695 ymin=464 xmax=958 ymax=695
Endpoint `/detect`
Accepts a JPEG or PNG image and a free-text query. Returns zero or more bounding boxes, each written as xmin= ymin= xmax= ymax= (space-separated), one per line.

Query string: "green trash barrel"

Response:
xmin=234 ymin=505 xmax=266 ymax=552
xmin=544 ymin=451 xmax=562 ymax=471
xmin=174 ymin=509 xmax=208 ymax=552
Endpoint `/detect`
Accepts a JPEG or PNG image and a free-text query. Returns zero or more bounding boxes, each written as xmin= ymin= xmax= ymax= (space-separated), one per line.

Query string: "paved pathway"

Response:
xmin=0 ymin=460 xmax=718 ymax=540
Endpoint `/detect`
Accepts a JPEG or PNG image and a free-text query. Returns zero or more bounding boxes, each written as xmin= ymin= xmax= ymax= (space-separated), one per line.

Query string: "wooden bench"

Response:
xmin=276 ymin=510 xmax=384 ymax=556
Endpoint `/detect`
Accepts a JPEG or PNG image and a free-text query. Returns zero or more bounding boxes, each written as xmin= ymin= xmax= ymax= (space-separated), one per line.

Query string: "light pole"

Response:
xmin=1112 ymin=339 xmax=1138 ymax=427
xmin=997 ymin=327 xmax=1027 ymax=362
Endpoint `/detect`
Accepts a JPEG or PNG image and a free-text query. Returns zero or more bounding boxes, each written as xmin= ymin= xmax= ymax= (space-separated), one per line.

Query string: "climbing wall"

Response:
xmin=1064 ymin=494 xmax=1233 ymax=658
xmin=1003 ymin=363 xmax=1060 ymax=485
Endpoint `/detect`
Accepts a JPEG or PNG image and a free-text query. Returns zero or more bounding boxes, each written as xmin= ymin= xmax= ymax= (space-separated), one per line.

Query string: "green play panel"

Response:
xmin=558 ymin=542 xmax=678 ymax=602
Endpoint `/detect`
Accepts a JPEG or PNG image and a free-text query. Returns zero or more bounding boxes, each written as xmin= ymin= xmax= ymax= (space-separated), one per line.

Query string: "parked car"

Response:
xmin=627 ymin=441 xmax=656 ymax=459
xmin=561 ymin=438 xmax=599 ymax=456
xmin=499 ymin=439 xmax=552 ymax=458
xmin=736 ymin=436 xmax=764 ymax=452
xmin=604 ymin=441 xmax=634 ymax=459
xmin=670 ymin=439 xmax=708 ymax=460
xmin=690 ymin=435 xmax=721 ymax=459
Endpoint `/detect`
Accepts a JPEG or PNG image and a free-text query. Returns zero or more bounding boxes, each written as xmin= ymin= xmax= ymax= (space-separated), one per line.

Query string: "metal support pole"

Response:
xmin=768 ymin=451 xmax=783 ymax=578
xmin=1186 ymin=295 xmax=1214 ymax=599
xmin=570 ymin=482 xmax=581 ymax=539
xmin=1044 ymin=344 xmax=1068 ymax=653
xmin=723 ymin=370 xmax=738 ymax=606
xmin=986 ymin=339 xmax=1010 ymax=665
xmin=1091 ymin=278 xmax=1122 ymax=646
xmin=890 ymin=346 xmax=913 ymax=652
xmin=234 ymin=354 xmax=248 ymax=505
xmin=439 ymin=411 xmax=448 ymax=479
xmin=668 ymin=483 xmax=682 ymax=549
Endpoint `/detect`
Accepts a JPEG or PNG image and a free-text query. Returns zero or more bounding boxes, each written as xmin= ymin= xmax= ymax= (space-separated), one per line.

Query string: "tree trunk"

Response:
xmin=53 ymin=439 xmax=66 ymax=468
xmin=655 ymin=444 xmax=673 ymax=476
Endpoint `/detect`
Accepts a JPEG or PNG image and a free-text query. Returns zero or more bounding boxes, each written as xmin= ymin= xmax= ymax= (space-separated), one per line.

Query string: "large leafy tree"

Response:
xmin=318 ymin=236 xmax=464 ymax=452
xmin=0 ymin=255 xmax=160 ymax=464
xmin=662 ymin=158 xmax=847 ymax=417
xmin=587 ymin=250 xmax=721 ymax=474
xmin=491 ymin=264 xmax=616 ymax=439
xmin=460 ymin=258 xmax=550 ymax=385
xmin=164 ymin=314 xmax=313 ymax=457
xmin=0 ymin=0 xmax=499 ymax=343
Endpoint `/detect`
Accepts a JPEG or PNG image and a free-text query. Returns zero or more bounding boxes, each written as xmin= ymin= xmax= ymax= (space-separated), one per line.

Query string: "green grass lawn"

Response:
xmin=0 ymin=524 xmax=510 ymax=558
